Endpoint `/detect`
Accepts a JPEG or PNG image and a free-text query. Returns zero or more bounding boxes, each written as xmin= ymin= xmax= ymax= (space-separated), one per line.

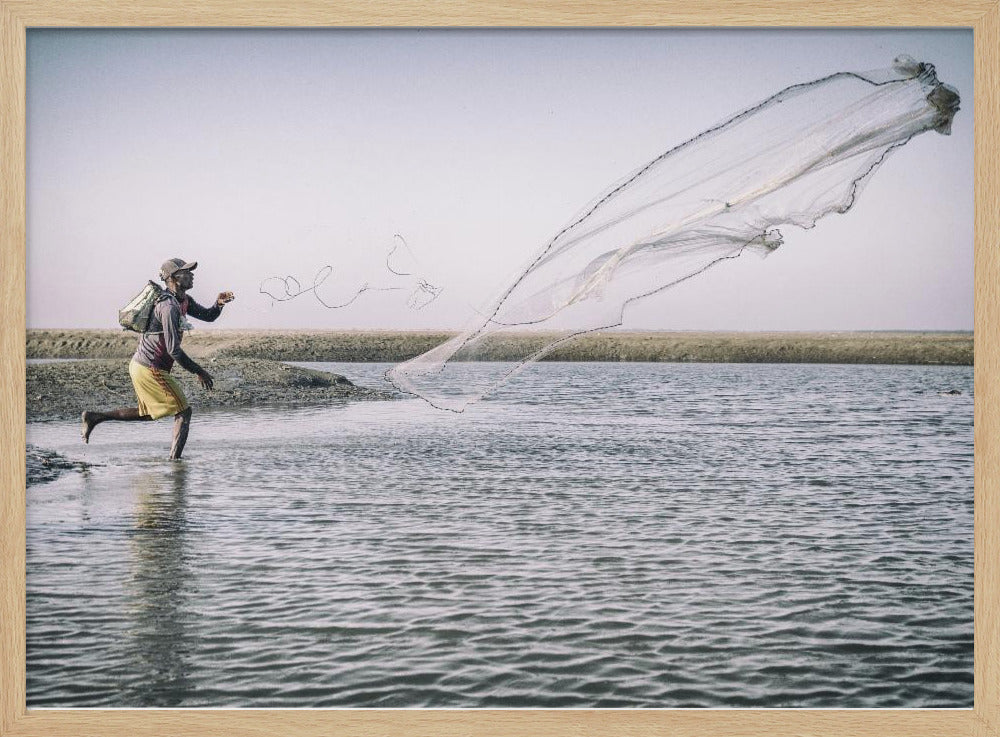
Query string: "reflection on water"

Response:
xmin=125 ymin=466 xmax=191 ymax=706
xmin=25 ymin=363 xmax=974 ymax=708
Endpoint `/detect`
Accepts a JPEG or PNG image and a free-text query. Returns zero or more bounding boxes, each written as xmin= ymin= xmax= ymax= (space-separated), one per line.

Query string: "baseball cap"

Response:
xmin=160 ymin=258 xmax=198 ymax=281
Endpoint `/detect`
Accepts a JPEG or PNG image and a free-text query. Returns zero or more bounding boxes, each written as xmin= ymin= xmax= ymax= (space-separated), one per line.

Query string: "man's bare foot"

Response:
xmin=81 ymin=411 xmax=96 ymax=443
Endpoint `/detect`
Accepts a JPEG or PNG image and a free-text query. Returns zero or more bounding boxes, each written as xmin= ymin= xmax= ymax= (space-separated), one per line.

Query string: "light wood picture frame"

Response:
xmin=2 ymin=2 xmax=997 ymax=736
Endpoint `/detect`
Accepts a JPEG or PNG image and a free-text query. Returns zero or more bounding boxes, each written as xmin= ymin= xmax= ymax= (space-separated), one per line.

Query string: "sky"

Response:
xmin=25 ymin=28 xmax=973 ymax=332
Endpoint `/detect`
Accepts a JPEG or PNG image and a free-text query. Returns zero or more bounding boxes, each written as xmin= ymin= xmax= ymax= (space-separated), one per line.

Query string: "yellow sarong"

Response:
xmin=129 ymin=360 xmax=189 ymax=419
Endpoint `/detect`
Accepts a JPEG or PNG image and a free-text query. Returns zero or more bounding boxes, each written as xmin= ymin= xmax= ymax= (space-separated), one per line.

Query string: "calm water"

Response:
xmin=26 ymin=362 xmax=974 ymax=708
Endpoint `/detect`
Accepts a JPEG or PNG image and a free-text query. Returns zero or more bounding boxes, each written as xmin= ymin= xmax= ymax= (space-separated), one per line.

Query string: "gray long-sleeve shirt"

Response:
xmin=132 ymin=292 xmax=223 ymax=373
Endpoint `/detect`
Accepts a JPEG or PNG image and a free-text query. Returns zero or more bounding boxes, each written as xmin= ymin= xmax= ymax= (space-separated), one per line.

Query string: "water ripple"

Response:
xmin=26 ymin=363 xmax=973 ymax=707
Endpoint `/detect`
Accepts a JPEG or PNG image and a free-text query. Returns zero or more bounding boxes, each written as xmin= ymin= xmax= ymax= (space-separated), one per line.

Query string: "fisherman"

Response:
xmin=81 ymin=258 xmax=235 ymax=460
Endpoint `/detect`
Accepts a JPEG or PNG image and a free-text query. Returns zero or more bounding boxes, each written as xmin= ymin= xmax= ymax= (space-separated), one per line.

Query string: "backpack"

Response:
xmin=118 ymin=280 xmax=170 ymax=333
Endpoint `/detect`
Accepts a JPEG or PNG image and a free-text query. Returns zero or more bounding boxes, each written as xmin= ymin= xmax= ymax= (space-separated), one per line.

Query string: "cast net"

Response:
xmin=387 ymin=56 xmax=960 ymax=411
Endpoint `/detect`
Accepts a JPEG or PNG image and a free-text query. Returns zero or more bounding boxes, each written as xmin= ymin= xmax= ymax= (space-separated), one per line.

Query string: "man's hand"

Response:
xmin=215 ymin=291 xmax=235 ymax=307
xmin=198 ymin=370 xmax=214 ymax=391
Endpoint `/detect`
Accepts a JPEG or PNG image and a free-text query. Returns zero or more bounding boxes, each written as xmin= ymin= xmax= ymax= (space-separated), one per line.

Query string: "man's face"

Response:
xmin=173 ymin=270 xmax=194 ymax=290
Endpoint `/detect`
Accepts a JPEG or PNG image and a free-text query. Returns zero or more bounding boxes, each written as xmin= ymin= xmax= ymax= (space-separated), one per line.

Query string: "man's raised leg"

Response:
xmin=81 ymin=408 xmax=151 ymax=443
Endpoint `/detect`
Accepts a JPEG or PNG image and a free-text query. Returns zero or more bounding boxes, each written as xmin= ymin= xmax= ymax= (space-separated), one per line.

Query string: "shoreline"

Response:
xmin=27 ymin=329 xmax=974 ymax=365
xmin=26 ymin=329 xmax=972 ymax=485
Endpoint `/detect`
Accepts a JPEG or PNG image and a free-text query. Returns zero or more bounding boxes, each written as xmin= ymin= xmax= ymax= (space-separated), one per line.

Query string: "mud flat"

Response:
xmin=26 ymin=444 xmax=92 ymax=486
xmin=28 ymin=329 xmax=973 ymax=365
xmin=27 ymin=357 xmax=389 ymax=423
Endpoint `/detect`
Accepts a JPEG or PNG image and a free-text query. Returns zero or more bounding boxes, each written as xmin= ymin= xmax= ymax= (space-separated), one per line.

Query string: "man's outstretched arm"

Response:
xmin=188 ymin=291 xmax=235 ymax=322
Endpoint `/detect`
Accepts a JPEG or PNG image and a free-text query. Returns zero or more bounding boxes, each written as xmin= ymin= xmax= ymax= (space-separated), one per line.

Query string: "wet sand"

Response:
xmin=27 ymin=357 xmax=389 ymax=424
xmin=26 ymin=444 xmax=92 ymax=485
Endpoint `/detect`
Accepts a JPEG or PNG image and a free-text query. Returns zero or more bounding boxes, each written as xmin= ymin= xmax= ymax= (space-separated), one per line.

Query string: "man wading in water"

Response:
xmin=81 ymin=258 xmax=235 ymax=459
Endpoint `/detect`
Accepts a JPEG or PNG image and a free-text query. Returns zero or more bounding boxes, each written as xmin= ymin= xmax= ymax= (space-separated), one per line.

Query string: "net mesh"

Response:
xmin=387 ymin=56 xmax=961 ymax=411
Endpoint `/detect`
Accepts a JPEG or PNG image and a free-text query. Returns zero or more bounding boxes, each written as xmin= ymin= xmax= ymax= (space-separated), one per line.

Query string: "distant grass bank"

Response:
xmin=27 ymin=329 xmax=973 ymax=365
